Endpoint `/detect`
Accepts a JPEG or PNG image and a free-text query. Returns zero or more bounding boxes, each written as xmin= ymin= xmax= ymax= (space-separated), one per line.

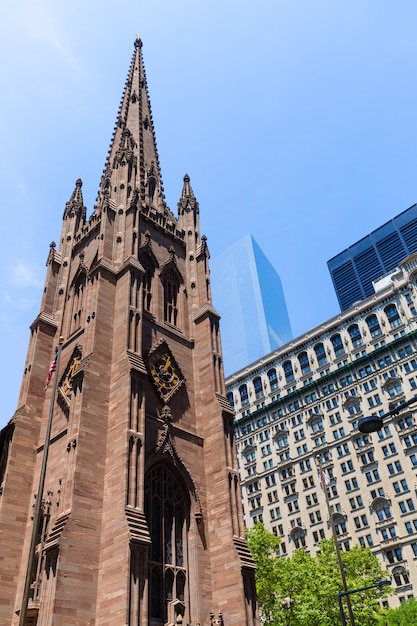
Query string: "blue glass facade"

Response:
xmin=328 ymin=203 xmax=417 ymax=311
xmin=211 ymin=234 xmax=293 ymax=376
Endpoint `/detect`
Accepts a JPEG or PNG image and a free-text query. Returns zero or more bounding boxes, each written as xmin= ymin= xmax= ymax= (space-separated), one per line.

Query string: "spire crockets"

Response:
xmin=178 ymin=173 xmax=200 ymax=235
xmin=60 ymin=178 xmax=86 ymax=248
xmin=96 ymin=36 xmax=167 ymax=213
xmin=178 ymin=173 xmax=196 ymax=206
xmin=63 ymin=178 xmax=86 ymax=224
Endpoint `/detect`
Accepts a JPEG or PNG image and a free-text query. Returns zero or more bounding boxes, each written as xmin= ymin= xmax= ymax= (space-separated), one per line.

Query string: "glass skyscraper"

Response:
xmin=328 ymin=202 xmax=417 ymax=311
xmin=211 ymin=234 xmax=293 ymax=375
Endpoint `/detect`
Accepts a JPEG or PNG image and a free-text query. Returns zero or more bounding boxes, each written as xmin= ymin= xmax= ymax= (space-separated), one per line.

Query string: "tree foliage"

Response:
xmin=246 ymin=524 xmax=392 ymax=626
xmin=377 ymin=599 xmax=417 ymax=625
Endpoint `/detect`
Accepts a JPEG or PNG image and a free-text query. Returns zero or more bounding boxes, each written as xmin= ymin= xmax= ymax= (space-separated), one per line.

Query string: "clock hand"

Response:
xmin=163 ymin=356 xmax=171 ymax=371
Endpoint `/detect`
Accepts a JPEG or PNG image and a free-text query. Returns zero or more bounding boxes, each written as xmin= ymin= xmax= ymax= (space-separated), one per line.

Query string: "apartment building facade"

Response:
xmin=227 ymin=252 xmax=417 ymax=606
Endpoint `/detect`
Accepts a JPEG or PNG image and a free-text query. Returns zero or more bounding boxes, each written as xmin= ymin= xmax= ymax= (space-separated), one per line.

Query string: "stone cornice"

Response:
xmin=193 ymin=303 xmax=221 ymax=325
xmin=127 ymin=350 xmax=147 ymax=375
xmin=30 ymin=311 xmax=59 ymax=333
xmin=215 ymin=392 xmax=234 ymax=417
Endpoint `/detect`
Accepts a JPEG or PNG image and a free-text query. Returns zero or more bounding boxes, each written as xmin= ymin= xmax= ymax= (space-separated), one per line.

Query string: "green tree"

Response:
xmin=246 ymin=525 xmax=391 ymax=626
xmin=378 ymin=599 xmax=417 ymax=625
xmin=246 ymin=522 xmax=281 ymax=624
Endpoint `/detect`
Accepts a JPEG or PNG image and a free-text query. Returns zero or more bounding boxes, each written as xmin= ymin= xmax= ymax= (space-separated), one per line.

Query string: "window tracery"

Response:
xmin=145 ymin=465 xmax=189 ymax=624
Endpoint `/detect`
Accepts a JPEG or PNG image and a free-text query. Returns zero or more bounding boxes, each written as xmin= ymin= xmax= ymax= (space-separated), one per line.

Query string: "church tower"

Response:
xmin=0 ymin=38 xmax=257 ymax=626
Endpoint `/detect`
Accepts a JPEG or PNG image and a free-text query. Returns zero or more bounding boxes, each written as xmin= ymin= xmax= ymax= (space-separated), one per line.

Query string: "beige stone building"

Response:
xmin=0 ymin=38 xmax=257 ymax=626
xmin=227 ymin=254 xmax=417 ymax=607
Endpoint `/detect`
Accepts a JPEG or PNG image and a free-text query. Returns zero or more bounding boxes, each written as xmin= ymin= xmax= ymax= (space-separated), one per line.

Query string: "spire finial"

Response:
xmin=181 ymin=173 xmax=194 ymax=199
xmin=135 ymin=35 xmax=142 ymax=49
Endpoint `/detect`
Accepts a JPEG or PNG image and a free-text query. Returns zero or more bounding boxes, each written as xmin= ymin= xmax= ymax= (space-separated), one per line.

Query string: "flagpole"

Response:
xmin=19 ymin=336 xmax=64 ymax=626
xmin=316 ymin=454 xmax=356 ymax=626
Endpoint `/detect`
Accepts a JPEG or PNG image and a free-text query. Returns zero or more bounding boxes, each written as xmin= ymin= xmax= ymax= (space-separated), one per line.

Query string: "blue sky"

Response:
xmin=1 ymin=1 xmax=417 ymax=428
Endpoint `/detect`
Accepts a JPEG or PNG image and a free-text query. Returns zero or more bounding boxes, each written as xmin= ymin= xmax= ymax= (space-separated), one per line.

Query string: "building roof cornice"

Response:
xmin=227 ymin=267 xmax=413 ymax=385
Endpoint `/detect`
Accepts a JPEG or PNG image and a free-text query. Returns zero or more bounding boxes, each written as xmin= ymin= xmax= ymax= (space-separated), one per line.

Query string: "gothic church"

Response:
xmin=0 ymin=37 xmax=257 ymax=626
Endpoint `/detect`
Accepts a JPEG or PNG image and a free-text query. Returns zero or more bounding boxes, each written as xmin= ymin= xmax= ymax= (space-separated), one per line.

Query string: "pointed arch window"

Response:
xmin=366 ymin=314 xmax=382 ymax=338
xmin=267 ymin=368 xmax=278 ymax=391
xmin=314 ymin=343 xmax=327 ymax=367
xmin=283 ymin=360 xmax=294 ymax=383
xmin=348 ymin=324 xmax=363 ymax=348
xmin=163 ymin=268 xmax=180 ymax=326
xmin=253 ymin=376 xmax=263 ymax=400
xmin=141 ymin=254 xmax=155 ymax=312
xmin=148 ymin=176 xmax=156 ymax=205
xmin=385 ymin=304 xmax=401 ymax=328
xmin=145 ymin=465 xmax=189 ymax=623
xmin=139 ymin=232 xmax=159 ymax=314
xmin=298 ymin=351 xmax=310 ymax=375
xmin=239 ymin=384 xmax=249 ymax=407
xmin=70 ymin=267 xmax=87 ymax=335
xmin=331 ymin=333 xmax=345 ymax=358
xmin=160 ymin=249 xmax=183 ymax=328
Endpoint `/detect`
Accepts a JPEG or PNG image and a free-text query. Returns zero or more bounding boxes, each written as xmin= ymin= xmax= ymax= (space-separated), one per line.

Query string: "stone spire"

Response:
xmin=60 ymin=178 xmax=86 ymax=249
xmin=95 ymin=36 xmax=168 ymax=213
xmin=63 ymin=178 xmax=86 ymax=223
xmin=178 ymin=173 xmax=200 ymax=238
xmin=178 ymin=172 xmax=196 ymax=203
xmin=178 ymin=173 xmax=198 ymax=214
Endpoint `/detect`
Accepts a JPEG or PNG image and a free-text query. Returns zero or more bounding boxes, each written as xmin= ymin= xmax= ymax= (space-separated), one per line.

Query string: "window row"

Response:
xmin=230 ymin=305 xmax=404 ymax=407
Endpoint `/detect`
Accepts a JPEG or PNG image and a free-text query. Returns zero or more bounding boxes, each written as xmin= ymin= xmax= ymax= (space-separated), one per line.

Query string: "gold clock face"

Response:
xmin=62 ymin=356 xmax=80 ymax=397
xmin=148 ymin=345 xmax=184 ymax=400
xmin=150 ymin=353 xmax=179 ymax=389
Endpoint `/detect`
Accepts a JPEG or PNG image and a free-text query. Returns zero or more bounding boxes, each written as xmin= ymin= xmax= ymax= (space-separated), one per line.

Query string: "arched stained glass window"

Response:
xmin=70 ymin=268 xmax=87 ymax=335
xmin=145 ymin=465 xmax=189 ymax=622
xmin=141 ymin=254 xmax=155 ymax=312
xmin=163 ymin=268 xmax=180 ymax=326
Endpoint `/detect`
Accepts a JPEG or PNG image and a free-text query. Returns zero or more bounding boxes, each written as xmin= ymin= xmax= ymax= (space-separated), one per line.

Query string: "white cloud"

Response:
xmin=10 ymin=262 xmax=43 ymax=289
xmin=3 ymin=293 xmax=37 ymax=311
xmin=1 ymin=1 xmax=82 ymax=81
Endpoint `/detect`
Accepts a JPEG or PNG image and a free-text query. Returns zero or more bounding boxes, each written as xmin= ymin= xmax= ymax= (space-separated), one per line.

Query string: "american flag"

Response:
xmin=319 ymin=467 xmax=331 ymax=487
xmin=44 ymin=352 xmax=58 ymax=391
